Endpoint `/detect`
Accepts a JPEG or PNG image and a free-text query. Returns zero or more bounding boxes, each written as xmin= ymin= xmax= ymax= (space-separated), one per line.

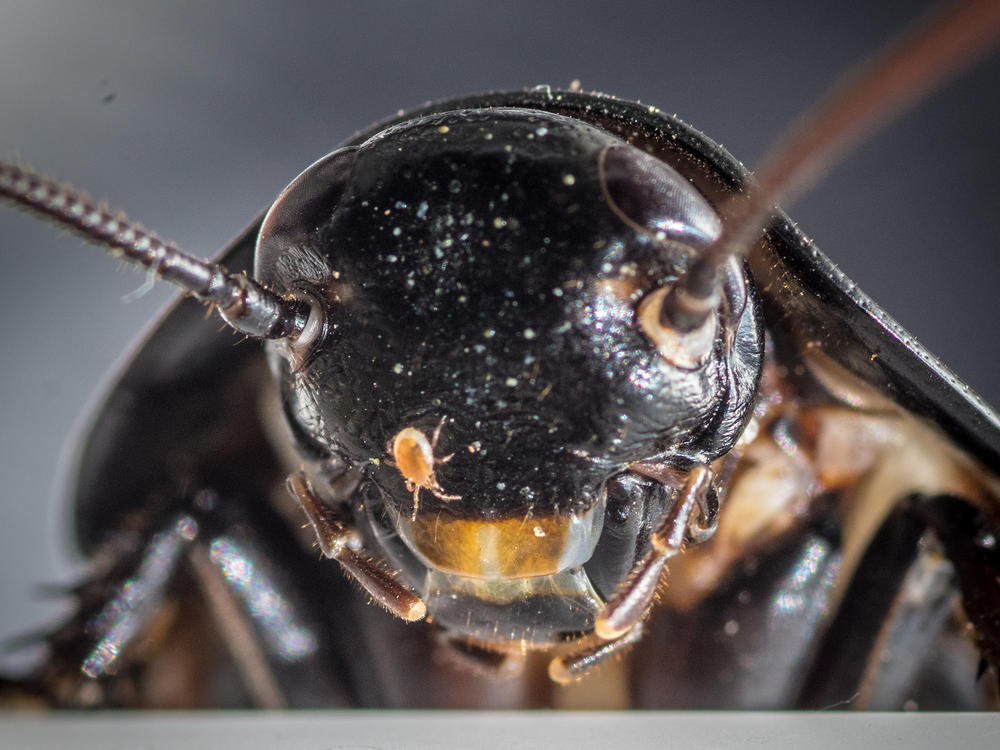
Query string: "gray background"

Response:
xmin=1 ymin=1 xmax=998 ymax=670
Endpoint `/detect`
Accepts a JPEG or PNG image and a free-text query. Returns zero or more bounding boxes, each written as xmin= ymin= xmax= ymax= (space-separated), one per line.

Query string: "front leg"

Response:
xmin=4 ymin=490 xmax=368 ymax=708
xmin=797 ymin=494 xmax=1000 ymax=710
xmin=285 ymin=473 xmax=425 ymax=622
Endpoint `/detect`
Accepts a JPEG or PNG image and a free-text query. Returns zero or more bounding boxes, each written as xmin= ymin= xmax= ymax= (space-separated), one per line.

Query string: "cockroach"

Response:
xmin=1 ymin=0 xmax=999 ymax=710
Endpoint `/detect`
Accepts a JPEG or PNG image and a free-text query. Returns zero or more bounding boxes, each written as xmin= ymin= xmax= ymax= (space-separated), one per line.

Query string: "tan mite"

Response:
xmin=390 ymin=419 xmax=460 ymax=520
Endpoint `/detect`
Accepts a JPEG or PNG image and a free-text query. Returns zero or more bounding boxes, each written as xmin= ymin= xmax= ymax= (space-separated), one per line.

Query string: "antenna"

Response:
xmin=660 ymin=0 xmax=1000 ymax=334
xmin=0 ymin=161 xmax=312 ymax=342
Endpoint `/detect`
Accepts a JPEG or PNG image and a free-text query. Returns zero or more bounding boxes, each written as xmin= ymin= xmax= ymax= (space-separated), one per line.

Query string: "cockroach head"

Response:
xmin=253 ymin=109 xmax=763 ymax=526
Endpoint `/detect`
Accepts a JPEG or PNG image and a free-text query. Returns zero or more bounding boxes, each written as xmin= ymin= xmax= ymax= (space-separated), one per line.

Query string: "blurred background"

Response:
xmin=1 ymin=0 xmax=998 ymax=668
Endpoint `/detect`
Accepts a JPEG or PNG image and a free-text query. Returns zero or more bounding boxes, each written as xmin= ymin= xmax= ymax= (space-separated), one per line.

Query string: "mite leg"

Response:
xmin=796 ymin=494 xmax=999 ymax=710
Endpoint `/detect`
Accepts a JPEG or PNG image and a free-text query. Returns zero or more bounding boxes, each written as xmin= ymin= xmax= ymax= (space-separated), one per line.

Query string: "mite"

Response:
xmin=1 ymin=0 xmax=999 ymax=710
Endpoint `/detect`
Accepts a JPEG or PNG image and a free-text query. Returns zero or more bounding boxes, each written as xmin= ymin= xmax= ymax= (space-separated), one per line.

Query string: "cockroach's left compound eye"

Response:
xmin=259 ymin=108 xmax=763 ymax=675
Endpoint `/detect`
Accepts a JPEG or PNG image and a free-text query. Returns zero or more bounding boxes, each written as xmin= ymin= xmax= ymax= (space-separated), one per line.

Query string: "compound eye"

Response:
xmin=637 ymin=285 xmax=717 ymax=370
xmin=600 ymin=144 xmax=721 ymax=248
xmin=598 ymin=143 xmax=723 ymax=371
xmin=256 ymin=148 xmax=358 ymax=277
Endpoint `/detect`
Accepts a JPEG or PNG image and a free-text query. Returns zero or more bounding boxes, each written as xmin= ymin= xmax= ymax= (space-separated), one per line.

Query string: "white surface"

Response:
xmin=5 ymin=712 xmax=1000 ymax=750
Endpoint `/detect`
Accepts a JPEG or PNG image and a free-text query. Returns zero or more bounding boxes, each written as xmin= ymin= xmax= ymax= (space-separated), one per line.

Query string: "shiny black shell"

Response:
xmin=73 ymin=90 xmax=1000 ymax=551
xmin=64 ymin=91 xmax=1000 ymax=707
xmin=255 ymin=107 xmax=760 ymax=523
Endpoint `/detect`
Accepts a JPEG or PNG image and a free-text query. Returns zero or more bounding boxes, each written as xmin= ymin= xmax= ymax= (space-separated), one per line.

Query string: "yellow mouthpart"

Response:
xmin=398 ymin=508 xmax=602 ymax=580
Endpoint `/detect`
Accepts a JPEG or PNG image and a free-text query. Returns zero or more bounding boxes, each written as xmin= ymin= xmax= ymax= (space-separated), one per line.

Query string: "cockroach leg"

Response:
xmin=918 ymin=496 xmax=1000 ymax=694
xmin=595 ymin=465 xmax=712 ymax=641
xmin=286 ymin=472 xmax=426 ymax=622
xmin=189 ymin=545 xmax=286 ymax=709
xmin=548 ymin=625 xmax=646 ymax=685
xmin=78 ymin=513 xmax=199 ymax=681
xmin=0 ymin=511 xmax=199 ymax=707
xmin=798 ymin=494 xmax=1000 ymax=710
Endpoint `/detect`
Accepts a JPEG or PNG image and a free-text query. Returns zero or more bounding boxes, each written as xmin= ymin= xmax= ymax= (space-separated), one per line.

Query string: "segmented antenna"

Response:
xmin=661 ymin=0 xmax=1000 ymax=333
xmin=0 ymin=161 xmax=311 ymax=341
